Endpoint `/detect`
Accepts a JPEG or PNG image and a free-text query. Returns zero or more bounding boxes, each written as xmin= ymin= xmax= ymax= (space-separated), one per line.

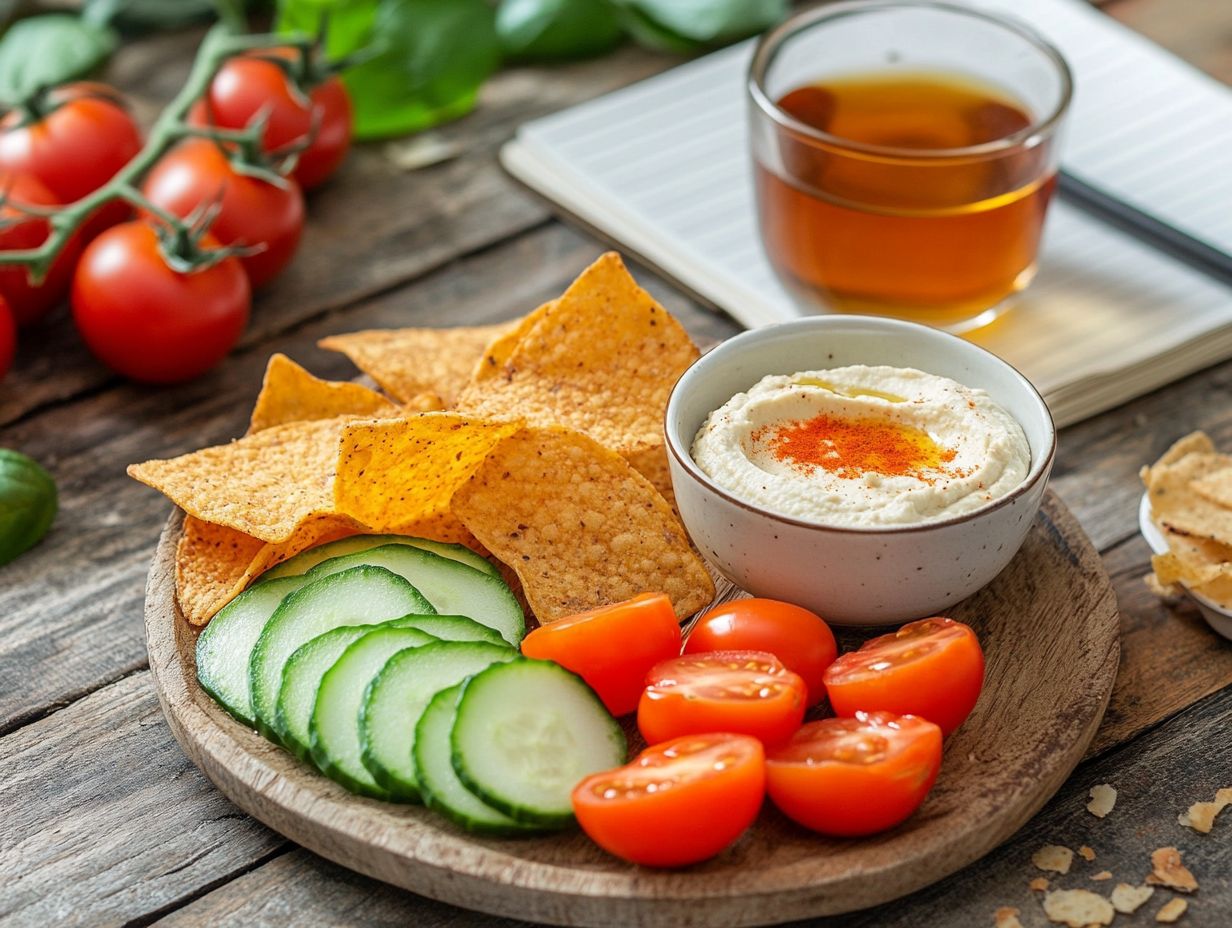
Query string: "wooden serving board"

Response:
xmin=144 ymin=490 xmax=1120 ymax=928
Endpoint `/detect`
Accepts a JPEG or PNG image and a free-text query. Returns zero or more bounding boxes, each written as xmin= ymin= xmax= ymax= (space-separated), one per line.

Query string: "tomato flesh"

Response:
xmin=823 ymin=617 xmax=985 ymax=735
xmin=0 ymin=174 xmax=83 ymax=326
xmin=520 ymin=593 xmax=682 ymax=716
xmin=639 ymin=650 xmax=807 ymax=747
xmin=686 ymin=598 xmax=837 ymax=706
xmin=766 ymin=711 xmax=942 ymax=836
xmin=573 ymin=733 xmax=766 ymax=867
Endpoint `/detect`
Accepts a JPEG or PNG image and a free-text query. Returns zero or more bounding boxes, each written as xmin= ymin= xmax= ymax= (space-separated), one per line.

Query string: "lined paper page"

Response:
xmin=502 ymin=0 xmax=1232 ymax=426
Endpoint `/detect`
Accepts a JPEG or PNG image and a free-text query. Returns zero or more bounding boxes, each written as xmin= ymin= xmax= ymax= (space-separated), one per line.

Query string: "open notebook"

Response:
xmin=501 ymin=0 xmax=1232 ymax=427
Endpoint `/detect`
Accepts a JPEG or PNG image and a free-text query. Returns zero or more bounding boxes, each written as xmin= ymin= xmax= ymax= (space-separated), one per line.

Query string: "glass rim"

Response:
xmin=747 ymin=0 xmax=1074 ymax=161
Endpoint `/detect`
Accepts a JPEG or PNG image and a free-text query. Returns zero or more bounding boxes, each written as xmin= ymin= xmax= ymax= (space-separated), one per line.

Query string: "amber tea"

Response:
xmin=756 ymin=71 xmax=1057 ymax=328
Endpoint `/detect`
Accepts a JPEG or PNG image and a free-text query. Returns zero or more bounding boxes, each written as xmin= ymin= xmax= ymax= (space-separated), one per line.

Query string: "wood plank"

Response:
xmin=0 ymin=32 xmax=687 ymax=427
xmin=0 ymin=671 xmax=287 ymax=928
xmin=0 ymin=224 xmax=724 ymax=734
xmin=150 ymin=685 xmax=1232 ymax=928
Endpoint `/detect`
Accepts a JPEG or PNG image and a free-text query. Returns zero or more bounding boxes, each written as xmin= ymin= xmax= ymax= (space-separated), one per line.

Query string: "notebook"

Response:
xmin=501 ymin=0 xmax=1232 ymax=427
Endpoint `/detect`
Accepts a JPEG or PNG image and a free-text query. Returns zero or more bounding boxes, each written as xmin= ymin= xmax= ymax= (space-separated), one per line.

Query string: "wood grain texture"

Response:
xmin=144 ymin=493 xmax=1119 ymax=927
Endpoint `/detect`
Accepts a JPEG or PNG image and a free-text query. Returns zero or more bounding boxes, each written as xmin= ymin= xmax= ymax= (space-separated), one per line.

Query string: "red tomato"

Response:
xmin=141 ymin=139 xmax=305 ymax=288
xmin=766 ymin=711 xmax=942 ymax=836
xmin=0 ymin=174 xmax=82 ymax=326
xmin=639 ymin=650 xmax=807 ymax=747
xmin=191 ymin=49 xmax=352 ymax=190
xmin=686 ymin=599 xmax=837 ymax=706
xmin=0 ymin=83 xmax=141 ymax=204
xmin=520 ymin=593 xmax=682 ymax=716
xmin=573 ymin=733 xmax=766 ymax=867
xmin=0 ymin=295 xmax=14 ymax=379
xmin=823 ymin=617 xmax=985 ymax=736
xmin=71 ymin=221 xmax=250 ymax=383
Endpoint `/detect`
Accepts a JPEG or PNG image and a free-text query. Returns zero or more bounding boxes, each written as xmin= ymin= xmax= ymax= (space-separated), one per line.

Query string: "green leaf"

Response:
xmin=0 ymin=449 xmax=56 ymax=567
xmin=615 ymin=0 xmax=787 ymax=52
xmin=496 ymin=0 xmax=623 ymax=61
xmin=275 ymin=0 xmax=380 ymax=57
xmin=83 ymin=0 xmax=217 ymax=33
xmin=0 ymin=15 xmax=117 ymax=103
xmin=342 ymin=0 xmax=501 ymax=139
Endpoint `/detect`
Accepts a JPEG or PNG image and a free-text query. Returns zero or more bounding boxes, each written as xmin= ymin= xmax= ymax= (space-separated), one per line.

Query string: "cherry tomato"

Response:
xmin=141 ymin=139 xmax=305 ymax=288
xmin=0 ymin=174 xmax=82 ymax=326
xmin=686 ymin=599 xmax=837 ymax=706
xmin=0 ymin=295 xmax=14 ymax=379
xmin=573 ymin=733 xmax=766 ymax=867
xmin=639 ymin=650 xmax=807 ymax=747
xmin=521 ymin=593 xmax=682 ymax=716
xmin=191 ymin=49 xmax=352 ymax=190
xmin=766 ymin=711 xmax=942 ymax=836
xmin=71 ymin=221 xmax=250 ymax=383
xmin=823 ymin=617 xmax=985 ymax=736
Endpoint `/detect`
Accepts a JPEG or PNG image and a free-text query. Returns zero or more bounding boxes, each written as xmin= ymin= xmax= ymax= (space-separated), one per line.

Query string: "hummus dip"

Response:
xmin=691 ymin=365 xmax=1030 ymax=527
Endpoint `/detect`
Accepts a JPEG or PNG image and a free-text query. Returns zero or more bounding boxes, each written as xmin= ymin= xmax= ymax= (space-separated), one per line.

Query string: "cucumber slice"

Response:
xmin=196 ymin=576 xmax=304 ymax=727
xmin=261 ymin=534 xmax=498 ymax=581
xmin=306 ymin=543 xmax=525 ymax=646
xmin=389 ymin=613 xmax=509 ymax=647
xmin=415 ymin=685 xmax=541 ymax=835
xmin=360 ymin=640 xmax=517 ymax=799
xmin=249 ymin=566 xmax=434 ymax=740
xmin=451 ymin=659 xmax=626 ymax=827
xmin=308 ymin=627 xmax=435 ymax=797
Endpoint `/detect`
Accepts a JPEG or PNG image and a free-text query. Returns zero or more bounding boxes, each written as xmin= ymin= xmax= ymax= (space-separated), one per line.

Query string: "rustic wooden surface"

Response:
xmin=0 ymin=1 xmax=1229 ymax=925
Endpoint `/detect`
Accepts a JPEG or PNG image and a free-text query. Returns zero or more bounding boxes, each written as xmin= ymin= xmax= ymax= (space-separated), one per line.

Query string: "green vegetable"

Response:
xmin=614 ymin=0 xmax=788 ymax=53
xmin=82 ymin=0 xmax=219 ymax=33
xmin=0 ymin=449 xmax=56 ymax=566
xmin=496 ymin=0 xmax=623 ymax=61
xmin=0 ymin=15 xmax=117 ymax=103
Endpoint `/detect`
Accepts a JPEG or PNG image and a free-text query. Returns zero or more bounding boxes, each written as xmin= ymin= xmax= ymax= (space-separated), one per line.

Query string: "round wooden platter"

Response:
xmin=145 ymin=490 xmax=1119 ymax=928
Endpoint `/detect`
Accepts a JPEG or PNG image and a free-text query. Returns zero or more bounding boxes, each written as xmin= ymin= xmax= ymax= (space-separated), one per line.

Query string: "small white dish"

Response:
xmin=1138 ymin=491 xmax=1232 ymax=640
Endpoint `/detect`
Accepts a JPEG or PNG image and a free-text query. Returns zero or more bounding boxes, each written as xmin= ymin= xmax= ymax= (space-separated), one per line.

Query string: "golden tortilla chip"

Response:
xmin=333 ymin=413 xmax=519 ymax=541
xmin=1192 ymin=466 xmax=1232 ymax=509
xmin=1178 ymin=787 xmax=1232 ymax=833
xmin=1032 ymin=845 xmax=1074 ymax=874
xmin=452 ymin=426 xmax=715 ymax=621
xmin=1029 ymin=878 xmax=1050 ymax=892
xmin=1042 ymin=889 xmax=1114 ymax=927
xmin=404 ymin=392 xmax=445 ymax=413
xmin=471 ymin=300 xmax=554 ymax=381
xmin=319 ymin=322 xmax=517 ymax=405
xmin=1091 ymin=871 xmax=1113 ymax=882
xmin=1078 ymin=845 xmax=1096 ymax=861
xmin=1087 ymin=783 xmax=1117 ymax=818
xmin=1145 ymin=847 xmax=1197 ymax=893
xmin=247 ymin=354 xmax=400 ymax=433
xmin=1110 ymin=884 xmax=1154 ymax=914
xmin=454 ymin=253 xmax=698 ymax=490
xmin=994 ymin=906 xmax=1022 ymax=928
xmin=1155 ymin=898 xmax=1187 ymax=923
xmin=1157 ymin=431 xmax=1216 ymax=468
xmin=1147 ymin=443 xmax=1232 ymax=544
xmin=129 ymin=417 xmax=348 ymax=543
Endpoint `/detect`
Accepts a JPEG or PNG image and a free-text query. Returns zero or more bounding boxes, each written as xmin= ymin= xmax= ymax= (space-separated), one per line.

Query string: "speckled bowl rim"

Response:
xmin=664 ymin=315 xmax=1057 ymax=536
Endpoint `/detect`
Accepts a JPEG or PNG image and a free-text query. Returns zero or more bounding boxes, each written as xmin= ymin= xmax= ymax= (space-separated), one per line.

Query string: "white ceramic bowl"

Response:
xmin=665 ymin=316 xmax=1056 ymax=625
xmin=1138 ymin=492 xmax=1232 ymax=640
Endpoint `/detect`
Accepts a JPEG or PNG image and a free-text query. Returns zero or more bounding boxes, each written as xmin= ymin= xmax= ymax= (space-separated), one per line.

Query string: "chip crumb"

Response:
xmin=1111 ymin=883 xmax=1154 ymax=914
xmin=1146 ymin=847 xmax=1198 ymax=893
xmin=1155 ymin=897 xmax=1188 ymax=923
xmin=1042 ymin=888 xmax=1115 ymax=927
xmin=995 ymin=906 xmax=1023 ymax=928
xmin=1032 ymin=844 xmax=1074 ymax=874
xmin=1177 ymin=786 xmax=1232 ymax=833
xmin=1087 ymin=783 xmax=1117 ymax=818
xmin=1091 ymin=871 xmax=1113 ymax=882
xmin=1029 ymin=877 xmax=1050 ymax=892
xmin=1078 ymin=845 xmax=1096 ymax=861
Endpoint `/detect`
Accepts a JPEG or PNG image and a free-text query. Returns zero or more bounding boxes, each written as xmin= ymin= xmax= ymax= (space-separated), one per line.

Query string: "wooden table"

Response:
xmin=2 ymin=2 xmax=1229 ymax=925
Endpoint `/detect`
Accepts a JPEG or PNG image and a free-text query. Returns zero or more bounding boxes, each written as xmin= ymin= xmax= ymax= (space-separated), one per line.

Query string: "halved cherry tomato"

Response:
xmin=572 ymin=733 xmax=766 ymax=867
xmin=639 ymin=650 xmax=807 ymax=747
xmin=766 ymin=711 xmax=942 ymax=836
xmin=0 ymin=174 xmax=82 ymax=326
xmin=823 ymin=617 xmax=984 ymax=736
xmin=141 ymin=139 xmax=305 ymax=288
xmin=191 ymin=49 xmax=352 ymax=190
xmin=520 ymin=593 xmax=682 ymax=716
xmin=0 ymin=295 xmax=14 ymax=379
xmin=686 ymin=598 xmax=837 ymax=706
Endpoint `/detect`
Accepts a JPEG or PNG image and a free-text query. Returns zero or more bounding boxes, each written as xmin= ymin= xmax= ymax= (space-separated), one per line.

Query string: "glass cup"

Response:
xmin=748 ymin=1 xmax=1073 ymax=333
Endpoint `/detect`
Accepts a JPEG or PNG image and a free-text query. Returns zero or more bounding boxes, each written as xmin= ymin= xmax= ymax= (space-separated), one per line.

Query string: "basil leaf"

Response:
xmin=615 ymin=0 xmax=787 ymax=51
xmin=0 ymin=449 xmax=56 ymax=567
xmin=496 ymin=0 xmax=622 ymax=61
xmin=342 ymin=0 xmax=501 ymax=139
xmin=276 ymin=0 xmax=379 ymax=58
xmin=0 ymin=15 xmax=117 ymax=103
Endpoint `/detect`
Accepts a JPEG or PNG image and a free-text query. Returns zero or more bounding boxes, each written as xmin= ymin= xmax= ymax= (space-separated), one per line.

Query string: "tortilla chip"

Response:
xmin=1091 ymin=871 xmax=1113 ymax=882
xmin=1178 ymin=787 xmax=1232 ymax=833
xmin=1042 ymin=889 xmax=1114 ymax=927
xmin=994 ymin=907 xmax=1022 ymax=928
xmin=1145 ymin=847 xmax=1197 ymax=892
xmin=452 ymin=426 xmax=715 ymax=622
xmin=1155 ymin=898 xmax=1187 ymax=923
xmin=129 ymin=417 xmax=348 ymax=543
xmin=454 ymin=253 xmax=699 ymax=489
xmin=1147 ymin=443 xmax=1232 ymax=544
xmin=1087 ymin=783 xmax=1117 ymax=818
xmin=1032 ymin=845 xmax=1074 ymax=874
xmin=404 ymin=392 xmax=445 ymax=413
xmin=333 ymin=413 xmax=519 ymax=542
xmin=1078 ymin=845 xmax=1096 ymax=861
xmin=1029 ymin=878 xmax=1050 ymax=892
xmin=247 ymin=353 xmax=399 ymax=433
xmin=471 ymin=300 xmax=554 ymax=381
xmin=319 ymin=322 xmax=517 ymax=405
xmin=175 ymin=516 xmax=266 ymax=626
xmin=1110 ymin=884 xmax=1154 ymax=914
xmin=1156 ymin=431 xmax=1216 ymax=468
